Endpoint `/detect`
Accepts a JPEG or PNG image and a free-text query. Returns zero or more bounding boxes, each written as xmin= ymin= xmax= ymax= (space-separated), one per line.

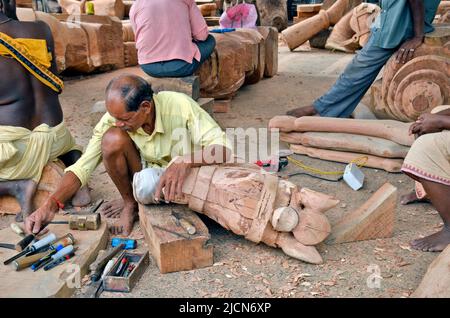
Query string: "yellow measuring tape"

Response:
xmin=287 ymin=155 xmax=369 ymax=176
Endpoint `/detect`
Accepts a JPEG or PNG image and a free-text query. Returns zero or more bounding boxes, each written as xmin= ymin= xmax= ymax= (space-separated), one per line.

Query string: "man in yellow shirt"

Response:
xmin=25 ymin=75 xmax=232 ymax=236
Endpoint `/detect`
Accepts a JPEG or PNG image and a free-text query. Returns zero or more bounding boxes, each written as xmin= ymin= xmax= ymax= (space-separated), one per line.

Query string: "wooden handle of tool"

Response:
xmin=14 ymin=251 xmax=50 ymax=271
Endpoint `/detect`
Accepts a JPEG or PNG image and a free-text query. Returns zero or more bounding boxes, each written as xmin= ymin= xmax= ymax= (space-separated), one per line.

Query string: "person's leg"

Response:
xmin=196 ymin=35 xmax=216 ymax=64
xmin=406 ymin=176 xmax=450 ymax=252
xmin=100 ymin=127 xmax=142 ymax=236
xmin=0 ymin=180 xmax=37 ymax=222
xmin=58 ymin=150 xmax=91 ymax=207
xmin=141 ymin=59 xmax=196 ymax=78
xmin=287 ymin=34 xmax=396 ymax=118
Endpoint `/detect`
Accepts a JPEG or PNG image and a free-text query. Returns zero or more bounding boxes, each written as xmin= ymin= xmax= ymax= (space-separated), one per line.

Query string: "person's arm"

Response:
xmin=25 ymin=118 xmax=109 ymax=233
xmin=409 ymin=112 xmax=450 ymax=137
xmin=154 ymin=100 xmax=232 ymax=202
xmin=189 ymin=0 xmax=209 ymax=41
xmin=395 ymin=0 xmax=425 ymax=64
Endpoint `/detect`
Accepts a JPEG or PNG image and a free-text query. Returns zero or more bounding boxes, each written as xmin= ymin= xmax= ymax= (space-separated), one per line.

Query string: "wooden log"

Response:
xmin=269 ymin=115 xmax=415 ymax=146
xmin=326 ymin=183 xmax=397 ymax=244
xmin=370 ymin=25 xmax=450 ymax=122
xmin=198 ymin=3 xmax=217 ymax=16
xmin=290 ymin=144 xmax=403 ymax=173
xmin=123 ymin=42 xmax=138 ymax=67
xmin=297 ymin=3 xmax=322 ymax=13
xmin=123 ymin=0 xmax=134 ymax=18
xmin=91 ymin=0 xmax=125 ymax=19
xmin=281 ymin=132 xmax=410 ymax=158
xmin=257 ymin=26 xmax=278 ymax=77
xmin=0 ymin=161 xmax=65 ymax=215
xmin=0 ymin=217 xmax=109 ymax=297
xmin=256 ymin=0 xmax=288 ymax=32
xmin=16 ymin=0 xmax=33 ymax=8
xmin=58 ymin=0 xmax=86 ymax=14
xmin=122 ymin=21 xmax=135 ymax=42
xmin=412 ymin=245 xmax=450 ymax=298
xmin=281 ymin=0 xmax=349 ymax=51
xmin=138 ymin=204 xmax=214 ymax=274
xmin=144 ymin=75 xmax=200 ymax=101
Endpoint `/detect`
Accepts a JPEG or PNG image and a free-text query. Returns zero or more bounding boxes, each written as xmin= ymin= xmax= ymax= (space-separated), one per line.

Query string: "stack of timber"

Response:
xmin=196 ymin=27 xmax=278 ymax=99
xmin=138 ymin=164 xmax=340 ymax=265
xmin=269 ymin=116 xmax=414 ymax=173
xmin=281 ymin=0 xmax=363 ymax=51
xmin=325 ymin=2 xmax=380 ymax=53
xmin=17 ymin=8 xmax=125 ymax=74
xmin=369 ymin=24 xmax=450 ymax=122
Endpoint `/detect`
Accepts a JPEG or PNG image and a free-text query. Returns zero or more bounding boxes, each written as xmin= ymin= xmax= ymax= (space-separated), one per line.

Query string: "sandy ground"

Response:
xmin=0 ymin=45 xmax=442 ymax=298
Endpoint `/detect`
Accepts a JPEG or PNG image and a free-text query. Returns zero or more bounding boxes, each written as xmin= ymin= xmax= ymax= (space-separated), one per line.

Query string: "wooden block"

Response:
xmin=0 ymin=218 xmax=109 ymax=297
xmin=123 ymin=42 xmax=138 ymax=67
xmin=138 ymin=204 xmax=214 ymax=274
xmin=92 ymin=0 xmax=125 ymax=19
xmin=412 ymin=245 xmax=450 ymax=298
xmin=0 ymin=161 xmax=65 ymax=215
xmin=326 ymin=183 xmax=397 ymax=244
xmin=257 ymin=26 xmax=278 ymax=77
xmin=205 ymin=16 xmax=220 ymax=26
xmin=197 ymin=97 xmax=215 ymax=116
xmin=144 ymin=75 xmax=200 ymax=101
xmin=297 ymin=4 xmax=322 ymax=13
xmin=213 ymin=99 xmax=231 ymax=113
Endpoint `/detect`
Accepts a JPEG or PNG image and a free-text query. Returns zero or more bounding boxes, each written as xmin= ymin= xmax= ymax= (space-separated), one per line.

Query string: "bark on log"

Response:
xmin=281 ymin=132 xmax=410 ymax=158
xmin=269 ymin=115 xmax=414 ymax=146
xmin=290 ymin=144 xmax=404 ymax=173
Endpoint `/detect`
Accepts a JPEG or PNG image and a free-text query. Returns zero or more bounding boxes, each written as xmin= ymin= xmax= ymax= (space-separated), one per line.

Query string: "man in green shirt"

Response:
xmin=25 ymin=75 xmax=232 ymax=236
xmin=286 ymin=0 xmax=441 ymax=118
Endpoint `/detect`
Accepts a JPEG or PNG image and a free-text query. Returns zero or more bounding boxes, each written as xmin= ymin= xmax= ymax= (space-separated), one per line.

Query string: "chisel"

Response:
xmin=43 ymin=251 xmax=76 ymax=271
xmin=32 ymin=245 xmax=74 ymax=271
xmin=14 ymin=250 xmax=55 ymax=271
xmin=3 ymin=233 xmax=56 ymax=265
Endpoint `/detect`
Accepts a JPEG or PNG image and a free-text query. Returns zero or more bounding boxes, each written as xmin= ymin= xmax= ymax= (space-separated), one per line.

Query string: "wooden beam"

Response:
xmin=213 ymin=99 xmax=231 ymax=113
xmin=412 ymin=245 xmax=450 ymax=298
xmin=326 ymin=183 xmax=397 ymax=244
xmin=138 ymin=204 xmax=214 ymax=274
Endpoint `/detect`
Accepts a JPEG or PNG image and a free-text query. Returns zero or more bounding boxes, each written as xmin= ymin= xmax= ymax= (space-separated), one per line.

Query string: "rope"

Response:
xmin=287 ymin=154 xmax=369 ymax=176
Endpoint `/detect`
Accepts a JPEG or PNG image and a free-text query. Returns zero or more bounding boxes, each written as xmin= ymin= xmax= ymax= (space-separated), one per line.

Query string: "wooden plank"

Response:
xmin=412 ymin=245 xmax=450 ymax=298
xmin=281 ymin=132 xmax=410 ymax=159
xmin=144 ymin=75 xmax=200 ymax=101
xmin=297 ymin=4 xmax=323 ymax=13
xmin=138 ymin=204 xmax=213 ymax=274
xmin=326 ymin=183 xmax=397 ymax=244
xmin=213 ymin=99 xmax=231 ymax=113
xmin=197 ymin=97 xmax=215 ymax=117
xmin=0 ymin=216 xmax=109 ymax=297
xmin=290 ymin=144 xmax=404 ymax=173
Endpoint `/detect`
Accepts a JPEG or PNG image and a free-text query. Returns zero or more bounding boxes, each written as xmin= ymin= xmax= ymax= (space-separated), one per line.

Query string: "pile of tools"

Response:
xmin=3 ymin=229 xmax=76 ymax=272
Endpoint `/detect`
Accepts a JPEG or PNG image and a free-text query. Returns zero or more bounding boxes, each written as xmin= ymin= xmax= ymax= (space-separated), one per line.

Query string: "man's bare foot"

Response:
xmin=99 ymin=199 xmax=123 ymax=218
xmin=400 ymin=191 xmax=430 ymax=205
xmin=109 ymin=201 xmax=138 ymax=236
xmin=286 ymin=105 xmax=317 ymax=118
xmin=410 ymin=225 xmax=450 ymax=252
xmin=10 ymin=180 xmax=38 ymax=222
xmin=71 ymin=186 xmax=91 ymax=207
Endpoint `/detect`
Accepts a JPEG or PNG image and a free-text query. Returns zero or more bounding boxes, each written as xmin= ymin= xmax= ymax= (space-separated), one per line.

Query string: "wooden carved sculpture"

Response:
xmin=281 ymin=0 xmax=350 ymax=51
xmin=369 ymin=25 xmax=450 ymax=122
xmin=134 ymin=165 xmax=339 ymax=264
xmin=325 ymin=2 xmax=380 ymax=53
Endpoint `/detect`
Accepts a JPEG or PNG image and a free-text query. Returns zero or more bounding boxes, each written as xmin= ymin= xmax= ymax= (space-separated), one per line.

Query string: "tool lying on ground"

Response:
xmin=44 ymin=250 xmax=76 ymax=271
xmin=32 ymin=245 xmax=75 ymax=271
xmin=62 ymin=199 xmax=104 ymax=215
xmin=111 ymin=238 xmax=136 ymax=250
xmin=10 ymin=223 xmax=25 ymax=237
xmin=12 ymin=234 xmax=75 ymax=270
xmin=9 ymin=223 xmax=36 ymax=251
xmin=171 ymin=211 xmax=196 ymax=235
xmin=3 ymin=233 xmax=56 ymax=265
xmin=0 ymin=243 xmax=15 ymax=250
xmin=49 ymin=214 xmax=101 ymax=231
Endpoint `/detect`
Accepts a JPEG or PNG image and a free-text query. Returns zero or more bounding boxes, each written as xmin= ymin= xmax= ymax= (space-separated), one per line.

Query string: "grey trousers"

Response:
xmin=313 ymin=33 xmax=397 ymax=118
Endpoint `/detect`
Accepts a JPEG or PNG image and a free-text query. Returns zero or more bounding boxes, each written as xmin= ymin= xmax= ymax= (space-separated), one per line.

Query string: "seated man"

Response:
xmin=130 ymin=0 xmax=216 ymax=78
xmin=25 ymin=74 xmax=232 ymax=236
xmin=0 ymin=0 xmax=89 ymax=222
xmin=286 ymin=0 xmax=441 ymax=118
xmin=401 ymin=105 xmax=450 ymax=252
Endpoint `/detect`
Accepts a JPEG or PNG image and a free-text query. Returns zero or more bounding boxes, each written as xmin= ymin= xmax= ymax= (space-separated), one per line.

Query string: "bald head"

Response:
xmin=105 ymin=74 xmax=154 ymax=112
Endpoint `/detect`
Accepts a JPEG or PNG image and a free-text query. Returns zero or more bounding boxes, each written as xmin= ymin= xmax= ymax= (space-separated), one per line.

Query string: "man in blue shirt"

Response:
xmin=286 ymin=0 xmax=441 ymax=118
